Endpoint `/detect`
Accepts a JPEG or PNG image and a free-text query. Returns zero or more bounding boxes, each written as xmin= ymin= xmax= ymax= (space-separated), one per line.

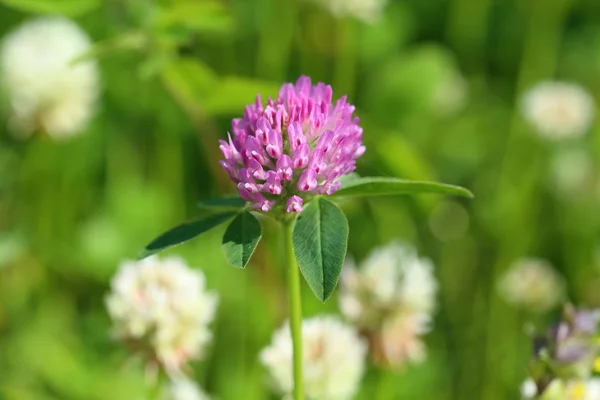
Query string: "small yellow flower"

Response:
xmin=594 ymin=356 xmax=600 ymax=373
xmin=569 ymin=382 xmax=586 ymax=400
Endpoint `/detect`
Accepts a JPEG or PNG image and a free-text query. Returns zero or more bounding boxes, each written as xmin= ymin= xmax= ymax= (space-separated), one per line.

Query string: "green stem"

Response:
xmin=282 ymin=219 xmax=304 ymax=400
xmin=146 ymin=368 xmax=165 ymax=400
xmin=375 ymin=369 xmax=394 ymax=400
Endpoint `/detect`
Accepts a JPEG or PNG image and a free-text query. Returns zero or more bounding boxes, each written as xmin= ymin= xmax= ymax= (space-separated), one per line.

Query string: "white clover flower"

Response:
xmin=0 ymin=17 xmax=99 ymax=139
xmin=520 ymin=81 xmax=595 ymax=140
xmin=339 ymin=242 xmax=437 ymax=327
xmin=162 ymin=378 xmax=211 ymax=400
xmin=574 ymin=378 xmax=600 ymax=400
xmin=338 ymin=242 xmax=437 ymax=368
xmin=106 ymin=256 xmax=218 ymax=375
xmin=522 ymin=380 xmax=566 ymax=400
xmin=310 ymin=0 xmax=388 ymax=24
xmin=379 ymin=310 xmax=431 ymax=367
xmin=260 ymin=315 xmax=367 ymax=400
xmin=497 ymin=258 xmax=565 ymax=313
xmin=521 ymin=379 xmax=538 ymax=399
xmin=522 ymin=379 xmax=600 ymax=400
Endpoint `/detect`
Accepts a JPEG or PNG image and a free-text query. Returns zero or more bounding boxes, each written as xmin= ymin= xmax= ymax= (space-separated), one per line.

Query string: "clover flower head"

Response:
xmin=551 ymin=308 xmax=600 ymax=369
xmin=339 ymin=241 xmax=437 ymax=327
xmin=162 ymin=378 xmax=211 ymax=400
xmin=521 ymin=379 xmax=539 ymax=399
xmin=529 ymin=306 xmax=600 ymax=385
xmin=498 ymin=258 xmax=565 ymax=313
xmin=520 ymin=81 xmax=595 ymax=140
xmin=219 ymin=76 xmax=364 ymax=214
xmin=379 ymin=310 xmax=431 ymax=368
xmin=0 ymin=17 xmax=99 ymax=139
xmin=106 ymin=256 xmax=218 ymax=375
xmin=338 ymin=241 xmax=437 ymax=368
xmin=522 ymin=378 xmax=600 ymax=400
xmin=574 ymin=378 xmax=600 ymax=400
xmin=260 ymin=315 xmax=367 ymax=400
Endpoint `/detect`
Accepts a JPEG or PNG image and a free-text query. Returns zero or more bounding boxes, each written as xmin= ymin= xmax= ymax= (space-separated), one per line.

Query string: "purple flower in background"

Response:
xmin=219 ymin=76 xmax=365 ymax=213
xmin=552 ymin=308 xmax=600 ymax=367
xmin=529 ymin=304 xmax=600 ymax=388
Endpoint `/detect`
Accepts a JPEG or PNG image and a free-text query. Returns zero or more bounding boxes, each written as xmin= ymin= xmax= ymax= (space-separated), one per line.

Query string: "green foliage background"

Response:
xmin=1 ymin=0 xmax=600 ymax=399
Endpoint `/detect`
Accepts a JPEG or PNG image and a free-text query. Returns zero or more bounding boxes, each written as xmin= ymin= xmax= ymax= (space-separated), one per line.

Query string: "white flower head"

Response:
xmin=520 ymin=81 xmax=595 ymax=140
xmin=338 ymin=242 xmax=437 ymax=368
xmin=521 ymin=379 xmax=538 ymax=399
xmin=339 ymin=241 xmax=438 ymax=327
xmin=162 ymin=378 xmax=211 ymax=400
xmin=379 ymin=310 xmax=431 ymax=368
xmin=260 ymin=315 xmax=367 ymax=400
xmin=310 ymin=0 xmax=388 ymax=24
xmin=498 ymin=258 xmax=564 ymax=313
xmin=0 ymin=17 xmax=99 ymax=139
xmin=573 ymin=378 xmax=600 ymax=400
xmin=522 ymin=378 xmax=600 ymax=400
xmin=106 ymin=256 xmax=218 ymax=375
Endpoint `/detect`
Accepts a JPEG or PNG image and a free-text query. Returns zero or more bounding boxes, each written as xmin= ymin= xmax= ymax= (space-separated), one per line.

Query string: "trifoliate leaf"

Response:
xmin=331 ymin=176 xmax=473 ymax=198
xmin=292 ymin=198 xmax=349 ymax=302
xmin=221 ymin=212 xmax=262 ymax=268
xmin=139 ymin=212 xmax=236 ymax=259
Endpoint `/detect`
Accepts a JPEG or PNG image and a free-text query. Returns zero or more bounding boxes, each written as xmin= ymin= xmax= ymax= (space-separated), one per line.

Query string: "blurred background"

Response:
xmin=1 ymin=0 xmax=600 ymax=399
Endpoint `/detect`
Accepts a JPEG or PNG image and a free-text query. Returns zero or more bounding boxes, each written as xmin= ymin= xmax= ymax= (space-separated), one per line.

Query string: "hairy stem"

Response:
xmin=283 ymin=218 xmax=304 ymax=400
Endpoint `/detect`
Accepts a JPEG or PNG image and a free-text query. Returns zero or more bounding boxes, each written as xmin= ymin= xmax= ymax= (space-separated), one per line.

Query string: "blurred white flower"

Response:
xmin=339 ymin=241 xmax=437 ymax=368
xmin=339 ymin=242 xmax=437 ymax=326
xmin=582 ymin=379 xmax=600 ymax=399
xmin=522 ymin=380 xmax=566 ymax=400
xmin=521 ymin=379 xmax=538 ymax=399
xmin=520 ymin=81 xmax=595 ymax=140
xmin=311 ymin=0 xmax=388 ymax=24
xmin=260 ymin=315 xmax=367 ymax=400
xmin=522 ymin=378 xmax=600 ymax=400
xmin=106 ymin=256 xmax=218 ymax=375
xmin=569 ymin=379 xmax=600 ymax=400
xmin=431 ymin=71 xmax=468 ymax=117
xmin=379 ymin=310 xmax=431 ymax=367
xmin=0 ymin=17 xmax=99 ymax=139
xmin=497 ymin=258 xmax=565 ymax=313
xmin=162 ymin=378 xmax=211 ymax=400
